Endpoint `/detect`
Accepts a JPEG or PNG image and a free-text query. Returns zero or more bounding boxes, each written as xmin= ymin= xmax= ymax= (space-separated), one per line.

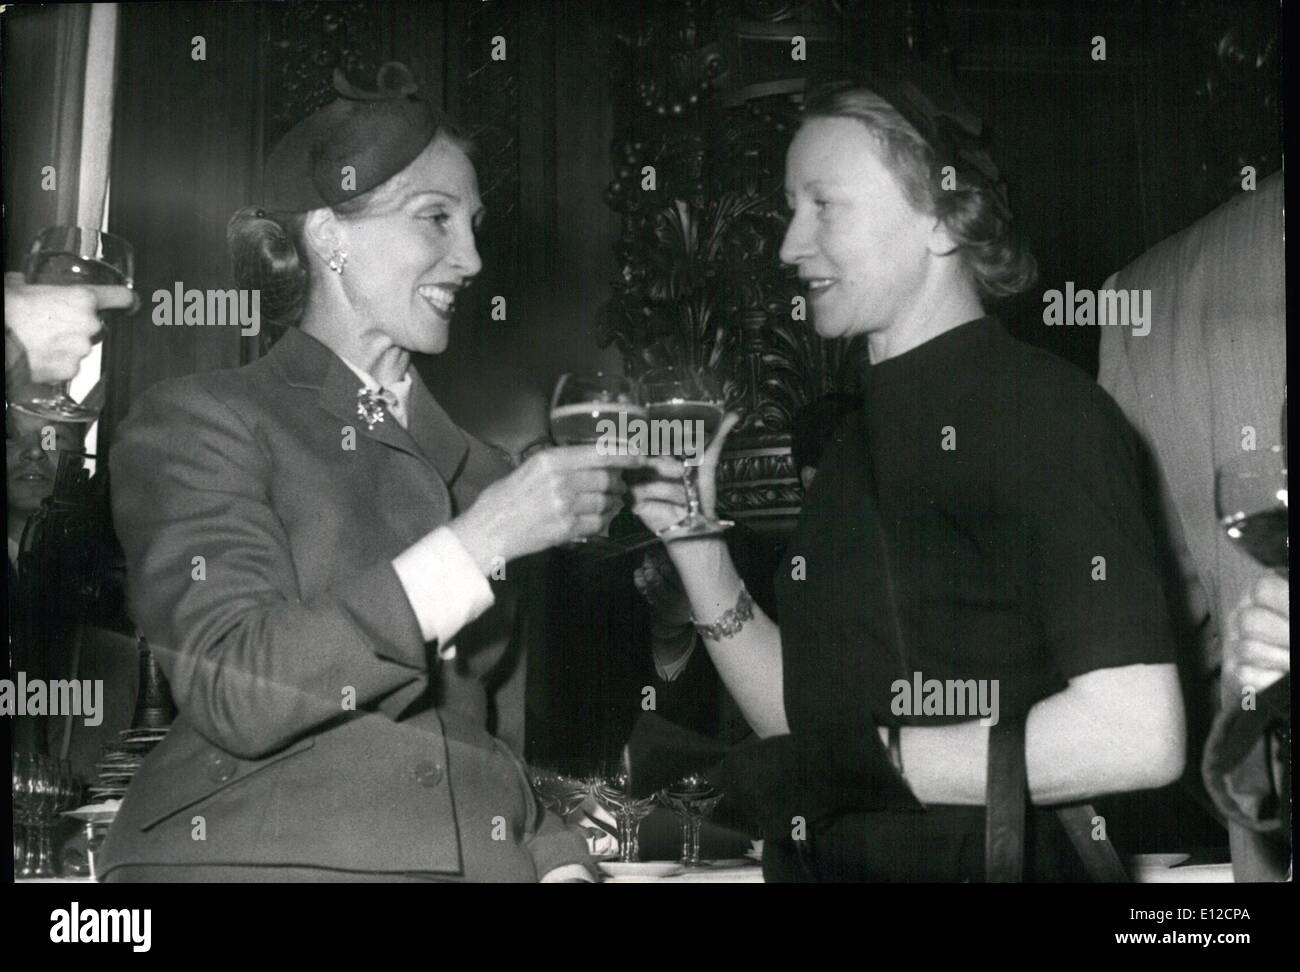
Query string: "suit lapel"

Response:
xmin=406 ymin=370 xmax=470 ymax=489
xmin=271 ymin=328 xmax=468 ymax=481
xmin=268 ymin=328 xmax=466 ymax=519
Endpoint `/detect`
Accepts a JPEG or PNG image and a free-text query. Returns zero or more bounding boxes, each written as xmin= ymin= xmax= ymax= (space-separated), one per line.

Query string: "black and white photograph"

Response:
xmin=0 ymin=0 xmax=1290 ymax=942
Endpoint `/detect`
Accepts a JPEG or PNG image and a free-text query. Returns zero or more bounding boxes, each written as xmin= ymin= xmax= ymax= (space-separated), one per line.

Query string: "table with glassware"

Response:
xmin=16 ymin=755 xmax=1234 ymax=883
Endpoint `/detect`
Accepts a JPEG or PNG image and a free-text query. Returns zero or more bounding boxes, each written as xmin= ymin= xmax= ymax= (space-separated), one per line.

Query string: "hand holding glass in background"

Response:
xmin=11 ymin=227 xmax=135 ymax=423
xmin=1217 ymin=392 xmax=1288 ymax=575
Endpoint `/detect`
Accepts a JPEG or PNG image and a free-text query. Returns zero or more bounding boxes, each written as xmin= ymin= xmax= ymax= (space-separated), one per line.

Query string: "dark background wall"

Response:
xmin=5 ymin=0 xmax=1283 ymax=449
xmin=86 ymin=0 xmax=622 ymax=452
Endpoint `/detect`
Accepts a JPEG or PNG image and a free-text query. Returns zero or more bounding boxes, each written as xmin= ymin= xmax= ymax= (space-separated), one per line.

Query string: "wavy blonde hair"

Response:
xmin=801 ymin=86 xmax=1037 ymax=302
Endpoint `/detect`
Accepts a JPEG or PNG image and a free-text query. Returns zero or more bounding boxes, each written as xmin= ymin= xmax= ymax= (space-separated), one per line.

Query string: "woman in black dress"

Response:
xmin=629 ymin=75 xmax=1186 ymax=881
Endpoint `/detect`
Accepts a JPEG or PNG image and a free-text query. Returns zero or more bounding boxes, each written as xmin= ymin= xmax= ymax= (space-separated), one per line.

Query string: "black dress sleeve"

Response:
xmin=1016 ymin=384 xmax=1177 ymax=680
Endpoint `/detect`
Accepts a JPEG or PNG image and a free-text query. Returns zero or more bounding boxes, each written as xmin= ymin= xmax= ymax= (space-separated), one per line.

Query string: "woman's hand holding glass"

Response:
xmin=450 ymin=445 xmax=682 ymax=570
xmin=628 ymin=411 xmax=741 ymax=538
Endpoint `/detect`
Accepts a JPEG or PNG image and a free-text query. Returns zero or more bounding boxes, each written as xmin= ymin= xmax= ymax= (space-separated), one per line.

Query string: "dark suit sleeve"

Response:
xmin=111 ymin=379 xmax=432 ymax=760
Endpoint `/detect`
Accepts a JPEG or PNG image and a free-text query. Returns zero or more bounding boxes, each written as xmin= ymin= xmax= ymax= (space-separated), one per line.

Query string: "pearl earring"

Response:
xmin=328 ymin=249 xmax=348 ymax=274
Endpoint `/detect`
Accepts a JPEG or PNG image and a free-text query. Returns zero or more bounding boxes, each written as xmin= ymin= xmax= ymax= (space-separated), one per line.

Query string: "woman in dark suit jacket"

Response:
xmin=100 ymin=64 xmax=673 ymax=882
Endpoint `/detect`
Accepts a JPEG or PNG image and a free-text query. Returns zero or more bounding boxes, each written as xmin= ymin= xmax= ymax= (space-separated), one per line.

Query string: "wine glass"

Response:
xmin=549 ymin=372 xmax=645 ymax=546
xmin=12 ymin=754 xmax=80 ymax=878
xmin=1216 ymin=444 xmax=1288 ymax=575
xmin=586 ymin=756 xmax=656 ymax=863
xmin=24 ymin=757 xmax=81 ymax=878
xmin=12 ymin=226 xmax=136 ymax=423
xmin=12 ymin=752 xmax=39 ymax=878
xmin=527 ymin=766 xmax=590 ymax=819
xmin=639 ymin=366 xmax=733 ymax=541
xmin=549 ymin=373 xmax=644 ymax=447
xmin=659 ymin=774 xmax=724 ymax=868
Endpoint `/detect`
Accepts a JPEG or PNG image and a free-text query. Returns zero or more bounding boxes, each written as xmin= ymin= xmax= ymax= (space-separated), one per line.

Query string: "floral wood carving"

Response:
xmin=601 ymin=0 xmax=883 ymax=525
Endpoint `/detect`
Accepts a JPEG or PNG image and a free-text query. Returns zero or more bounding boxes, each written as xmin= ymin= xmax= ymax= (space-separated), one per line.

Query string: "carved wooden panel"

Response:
xmin=600 ymin=1 xmax=891 ymax=530
xmin=264 ymin=1 xmax=387 ymax=146
xmin=601 ymin=0 xmax=1279 ymax=530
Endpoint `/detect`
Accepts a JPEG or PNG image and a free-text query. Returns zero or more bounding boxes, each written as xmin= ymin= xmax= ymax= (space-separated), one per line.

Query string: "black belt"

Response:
xmin=986 ymin=712 xmax=1130 ymax=882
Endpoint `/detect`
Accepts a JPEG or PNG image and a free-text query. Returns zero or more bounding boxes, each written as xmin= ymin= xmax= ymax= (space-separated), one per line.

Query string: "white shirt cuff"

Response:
xmin=540 ymin=863 xmax=597 ymax=883
xmin=392 ymin=525 xmax=495 ymax=656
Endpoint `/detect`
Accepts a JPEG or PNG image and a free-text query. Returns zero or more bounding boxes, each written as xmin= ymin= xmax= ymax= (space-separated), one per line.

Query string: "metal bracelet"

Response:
xmin=692 ymin=588 xmax=754 ymax=641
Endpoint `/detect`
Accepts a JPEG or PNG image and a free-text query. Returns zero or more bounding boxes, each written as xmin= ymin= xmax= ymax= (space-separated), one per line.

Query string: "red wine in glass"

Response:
xmin=1217 ymin=444 xmax=1288 ymax=576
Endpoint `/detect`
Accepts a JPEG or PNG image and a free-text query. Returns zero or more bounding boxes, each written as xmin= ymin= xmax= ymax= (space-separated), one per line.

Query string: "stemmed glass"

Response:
xmin=639 ymin=366 xmax=733 ymax=541
xmin=549 ymin=372 xmax=646 ymax=547
xmin=12 ymin=226 xmax=136 ymax=423
xmin=586 ymin=756 xmax=656 ymax=863
xmin=658 ymin=774 xmax=724 ymax=868
xmin=527 ymin=766 xmax=590 ymax=820
xmin=1216 ymin=444 xmax=1288 ymax=575
xmin=12 ymin=752 xmax=38 ymax=877
xmin=12 ymin=754 xmax=81 ymax=878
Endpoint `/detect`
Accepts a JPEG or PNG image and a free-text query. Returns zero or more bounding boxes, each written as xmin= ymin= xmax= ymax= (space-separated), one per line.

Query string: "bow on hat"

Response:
xmin=333 ymin=61 xmax=420 ymax=101
xmin=261 ymin=62 xmax=446 ymax=213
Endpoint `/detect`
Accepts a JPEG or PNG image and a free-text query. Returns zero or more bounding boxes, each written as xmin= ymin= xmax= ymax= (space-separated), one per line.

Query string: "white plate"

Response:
xmin=1131 ymin=853 xmax=1192 ymax=869
xmin=1136 ymin=863 xmax=1234 ymax=884
xmin=598 ymin=861 xmax=683 ymax=879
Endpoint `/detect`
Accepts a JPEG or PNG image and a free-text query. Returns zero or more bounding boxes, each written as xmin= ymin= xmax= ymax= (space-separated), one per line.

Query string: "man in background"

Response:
xmin=1097 ymin=170 xmax=1287 ymax=880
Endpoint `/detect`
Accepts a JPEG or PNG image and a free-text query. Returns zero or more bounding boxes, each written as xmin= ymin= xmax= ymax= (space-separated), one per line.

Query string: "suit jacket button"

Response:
xmin=207 ymin=753 xmax=236 ymax=783
xmin=413 ymin=760 xmax=443 ymax=787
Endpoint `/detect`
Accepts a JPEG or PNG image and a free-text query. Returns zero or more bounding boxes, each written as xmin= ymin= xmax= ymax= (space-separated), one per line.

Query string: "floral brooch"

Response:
xmin=356 ymin=387 xmax=391 ymax=430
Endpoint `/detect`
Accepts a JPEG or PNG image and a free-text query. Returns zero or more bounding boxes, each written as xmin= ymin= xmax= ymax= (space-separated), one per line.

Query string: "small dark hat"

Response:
xmin=262 ymin=62 xmax=444 ymax=213
xmin=807 ymin=53 xmax=1013 ymax=220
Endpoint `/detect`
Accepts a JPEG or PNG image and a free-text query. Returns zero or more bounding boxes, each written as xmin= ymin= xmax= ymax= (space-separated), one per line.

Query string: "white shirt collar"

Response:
xmin=337 ymin=355 xmax=413 ymax=414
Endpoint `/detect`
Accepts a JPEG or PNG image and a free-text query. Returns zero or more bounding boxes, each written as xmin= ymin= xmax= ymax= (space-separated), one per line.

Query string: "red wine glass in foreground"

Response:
xmin=13 ymin=227 xmax=135 ymax=423
xmin=640 ymin=366 xmax=733 ymax=541
xmin=1216 ymin=444 xmax=1288 ymax=575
